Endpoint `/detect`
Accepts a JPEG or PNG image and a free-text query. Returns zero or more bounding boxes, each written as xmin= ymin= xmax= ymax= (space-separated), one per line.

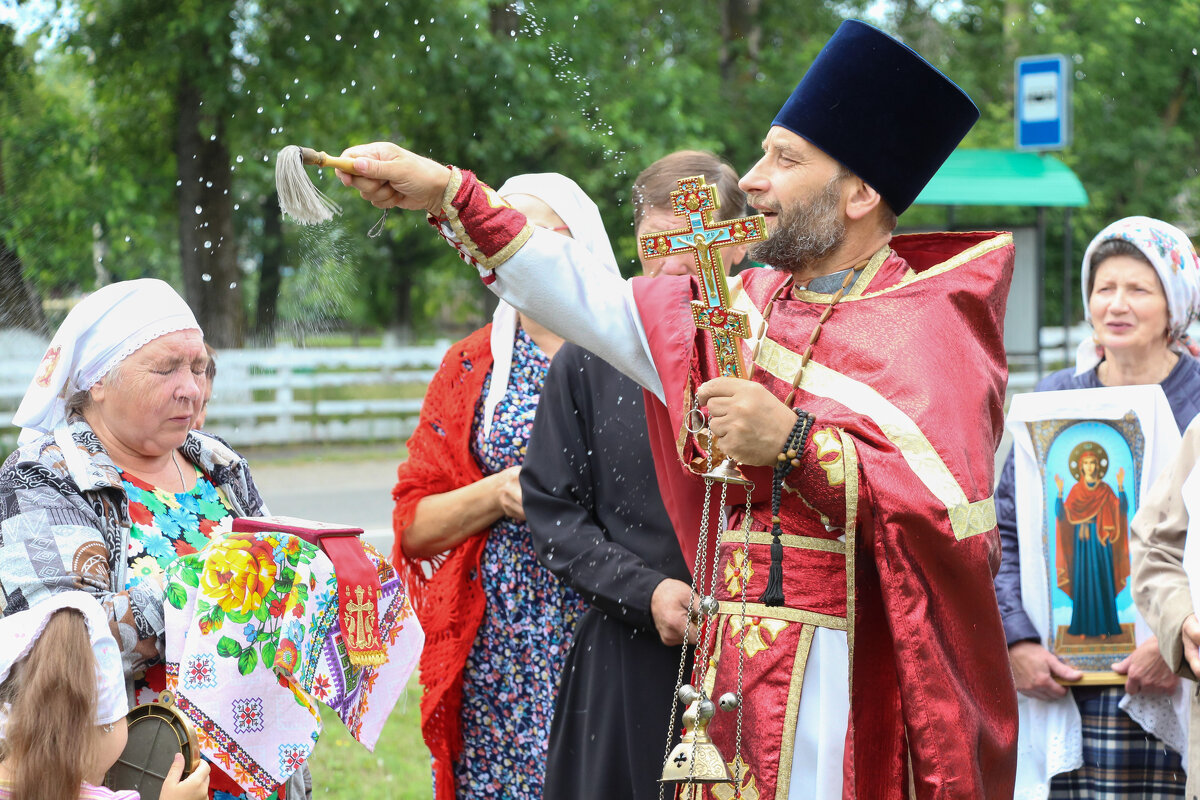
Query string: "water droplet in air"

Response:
xmin=203 ymin=240 xmax=212 ymax=248
xmin=194 ymin=205 xmax=203 ymax=214
xmin=201 ymin=273 xmax=212 ymax=282
xmin=373 ymin=29 xmax=380 ymax=38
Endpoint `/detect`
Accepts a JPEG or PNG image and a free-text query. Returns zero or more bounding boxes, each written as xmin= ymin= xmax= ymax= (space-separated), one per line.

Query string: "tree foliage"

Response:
xmin=2 ymin=0 xmax=1198 ymax=341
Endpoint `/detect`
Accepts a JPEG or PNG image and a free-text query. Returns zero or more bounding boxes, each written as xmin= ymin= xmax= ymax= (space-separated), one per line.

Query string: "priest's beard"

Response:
xmin=749 ymin=176 xmax=846 ymax=274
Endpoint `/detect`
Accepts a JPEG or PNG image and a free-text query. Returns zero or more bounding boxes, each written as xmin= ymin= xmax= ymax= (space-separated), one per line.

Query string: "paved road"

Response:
xmin=248 ymin=452 xmax=400 ymax=555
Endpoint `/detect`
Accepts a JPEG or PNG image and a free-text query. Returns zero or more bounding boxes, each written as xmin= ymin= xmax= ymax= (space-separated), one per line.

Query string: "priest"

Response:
xmin=337 ymin=19 xmax=1018 ymax=799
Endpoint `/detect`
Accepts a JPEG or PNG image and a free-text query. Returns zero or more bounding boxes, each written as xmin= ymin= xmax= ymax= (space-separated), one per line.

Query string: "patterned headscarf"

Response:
xmin=12 ymin=278 xmax=200 ymax=445
xmin=482 ymin=173 xmax=619 ymax=435
xmin=1076 ymin=216 xmax=1200 ymax=374
xmin=0 ymin=591 xmax=127 ymax=736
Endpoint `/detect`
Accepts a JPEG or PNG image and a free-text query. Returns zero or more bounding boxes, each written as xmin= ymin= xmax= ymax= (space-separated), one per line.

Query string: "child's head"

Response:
xmin=0 ymin=593 xmax=128 ymax=800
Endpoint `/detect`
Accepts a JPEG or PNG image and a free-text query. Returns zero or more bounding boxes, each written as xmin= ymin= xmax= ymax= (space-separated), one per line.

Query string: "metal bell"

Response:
xmin=677 ymin=683 xmax=698 ymax=704
xmin=699 ymin=595 xmax=719 ymax=616
xmin=702 ymin=456 xmax=753 ymax=487
xmin=718 ymin=692 xmax=739 ymax=711
xmin=660 ymin=699 xmax=734 ymax=784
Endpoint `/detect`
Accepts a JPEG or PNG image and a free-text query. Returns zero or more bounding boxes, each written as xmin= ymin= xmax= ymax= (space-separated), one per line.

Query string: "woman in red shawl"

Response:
xmin=390 ymin=174 xmax=620 ymax=799
xmin=1054 ymin=444 xmax=1129 ymax=638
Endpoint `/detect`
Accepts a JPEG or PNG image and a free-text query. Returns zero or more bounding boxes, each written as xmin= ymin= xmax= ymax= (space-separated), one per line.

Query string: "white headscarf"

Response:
xmin=482 ymin=174 xmax=621 ymax=435
xmin=1075 ymin=216 xmax=1200 ymax=374
xmin=0 ymin=591 xmax=128 ymax=738
xmin=12 ymin=278 xmax=200 ymax=445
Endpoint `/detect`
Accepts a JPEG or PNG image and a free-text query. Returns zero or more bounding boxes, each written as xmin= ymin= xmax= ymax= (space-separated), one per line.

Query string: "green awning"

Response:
xmin=913 ymin=149 xmax=1088 ymax=208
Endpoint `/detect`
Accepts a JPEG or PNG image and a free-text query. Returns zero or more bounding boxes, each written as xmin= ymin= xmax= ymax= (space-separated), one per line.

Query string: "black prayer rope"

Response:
xmin=760 ymin=409 xmax=816 ymax=607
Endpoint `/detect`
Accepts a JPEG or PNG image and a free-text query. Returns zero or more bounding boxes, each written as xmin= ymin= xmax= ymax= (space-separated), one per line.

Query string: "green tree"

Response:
xmin=0 ymin=25 xmax=94 ymax=333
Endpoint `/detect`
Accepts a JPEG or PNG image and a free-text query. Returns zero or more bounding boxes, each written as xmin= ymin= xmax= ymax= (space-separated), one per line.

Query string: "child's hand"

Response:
xmin=159 ymin=754 xmax=210 ymax=800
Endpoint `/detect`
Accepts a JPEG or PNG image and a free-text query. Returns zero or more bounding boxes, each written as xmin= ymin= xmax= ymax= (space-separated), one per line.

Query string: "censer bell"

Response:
xmin=660 ymin=697 xmax=733 ymax=784
xmin=698 ymin=431 xmax=753 ymax=488
xmin=703 ymin=456 xmax=753 ymax=487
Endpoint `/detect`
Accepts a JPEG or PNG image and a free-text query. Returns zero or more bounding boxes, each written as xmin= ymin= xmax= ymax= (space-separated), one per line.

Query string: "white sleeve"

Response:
xmin=474 ymin=227 xmax=666 ymax=402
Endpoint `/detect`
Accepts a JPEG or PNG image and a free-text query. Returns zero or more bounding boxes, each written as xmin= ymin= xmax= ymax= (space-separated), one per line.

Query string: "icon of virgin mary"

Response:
xmin=1054 ymin=441 xmax=1129 ymax=638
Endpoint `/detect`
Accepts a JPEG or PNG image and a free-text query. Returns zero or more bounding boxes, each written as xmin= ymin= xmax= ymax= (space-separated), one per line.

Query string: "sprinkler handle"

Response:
xmin=299 ymin=147 xmax=359 ymax=174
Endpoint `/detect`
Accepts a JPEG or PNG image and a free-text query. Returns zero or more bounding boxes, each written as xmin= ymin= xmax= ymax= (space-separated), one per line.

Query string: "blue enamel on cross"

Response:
xmin=638 ymin=176 xmax=768 ymax=379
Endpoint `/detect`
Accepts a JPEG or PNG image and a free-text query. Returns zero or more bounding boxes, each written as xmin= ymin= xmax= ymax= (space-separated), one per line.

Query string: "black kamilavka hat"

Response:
xmin=771 ymin=20 xmax=979 ymax=215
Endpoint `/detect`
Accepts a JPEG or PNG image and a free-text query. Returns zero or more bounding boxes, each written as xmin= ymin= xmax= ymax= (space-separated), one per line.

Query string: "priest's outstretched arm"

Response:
xmin=337 ymin=144 xmax=660 ymax=387
xmin=336 ymin=142 xmax=798 ymax=466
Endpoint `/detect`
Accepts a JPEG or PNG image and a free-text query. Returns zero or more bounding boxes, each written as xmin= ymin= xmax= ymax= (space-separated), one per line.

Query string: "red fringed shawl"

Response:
xmin=392 ymin=325 xmax=493 ymax=800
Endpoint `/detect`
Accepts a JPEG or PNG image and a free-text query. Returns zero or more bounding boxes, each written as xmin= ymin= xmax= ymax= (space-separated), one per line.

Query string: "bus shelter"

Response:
xmin=912 ymin=149 xmax=1089 ymax=375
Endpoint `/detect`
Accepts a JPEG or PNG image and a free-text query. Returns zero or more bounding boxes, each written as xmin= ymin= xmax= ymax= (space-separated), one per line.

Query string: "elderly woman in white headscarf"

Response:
xmin=389 ymin=173 xmax=618 ymax=800
xmin=994 ymin=216 xmax=1200 ymax=797
xmin=0 ymin=279 xmax=271 ymax=797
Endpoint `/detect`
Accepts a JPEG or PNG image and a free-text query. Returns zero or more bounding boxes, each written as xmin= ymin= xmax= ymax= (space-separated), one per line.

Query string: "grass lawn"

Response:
xmin=308 ymin=673 xmax=431 ymax=799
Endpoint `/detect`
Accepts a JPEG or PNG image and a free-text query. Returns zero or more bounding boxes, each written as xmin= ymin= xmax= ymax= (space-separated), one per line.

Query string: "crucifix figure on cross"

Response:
xmin=638 ymin=175 xmax=768 ymax=380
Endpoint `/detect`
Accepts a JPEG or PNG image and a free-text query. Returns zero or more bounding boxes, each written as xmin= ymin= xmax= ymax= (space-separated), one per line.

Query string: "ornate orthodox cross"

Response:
xmin=344 ymin=584 xmax=380 ymax=650
xmin=638 ymin=176 xmax=768 ymax=379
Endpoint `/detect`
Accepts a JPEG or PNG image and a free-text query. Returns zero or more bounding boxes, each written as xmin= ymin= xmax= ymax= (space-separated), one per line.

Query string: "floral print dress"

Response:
xmin=122 ymin=464 xmax=274 ymax=800
xmin=123 ymin=466 xmax=235 ymax=619
xmin=453 ymin=329 xmax=588 ymax=798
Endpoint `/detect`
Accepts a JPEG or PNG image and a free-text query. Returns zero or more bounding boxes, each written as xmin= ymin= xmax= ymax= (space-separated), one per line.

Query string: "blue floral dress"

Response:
xmin=453 ymin=329 xmax=588 ymax=798
xmin=121 ymin=467 xmax=282 ymax=800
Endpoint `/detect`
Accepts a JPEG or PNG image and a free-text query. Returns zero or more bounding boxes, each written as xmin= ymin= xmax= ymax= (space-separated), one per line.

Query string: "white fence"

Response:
xmin=0 ymin=342 xmax=451 ymax=449
xmin=0 ymin=328 xmax=1113 ymax=450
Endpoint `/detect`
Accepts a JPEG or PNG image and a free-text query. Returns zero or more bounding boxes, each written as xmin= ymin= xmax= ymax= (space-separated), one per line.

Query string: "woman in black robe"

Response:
xmin=521 ymin=150 xmax=750 ymax=799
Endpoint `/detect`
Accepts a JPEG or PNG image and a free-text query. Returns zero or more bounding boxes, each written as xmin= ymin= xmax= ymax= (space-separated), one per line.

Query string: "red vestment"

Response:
xmin=633 ymin=235 xmax=1019 ymax=799
xmin=429 ymin=170 xmax=1018 ymax=798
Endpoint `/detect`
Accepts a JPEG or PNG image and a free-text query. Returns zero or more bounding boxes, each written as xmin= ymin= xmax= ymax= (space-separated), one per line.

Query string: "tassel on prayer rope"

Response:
xmin=761 ymin=410 xmax=814 ymax=606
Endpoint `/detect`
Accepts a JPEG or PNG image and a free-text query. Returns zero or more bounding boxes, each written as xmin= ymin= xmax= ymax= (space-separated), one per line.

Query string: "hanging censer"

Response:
xmin=638 ymin=176 xmax=767 ymax=796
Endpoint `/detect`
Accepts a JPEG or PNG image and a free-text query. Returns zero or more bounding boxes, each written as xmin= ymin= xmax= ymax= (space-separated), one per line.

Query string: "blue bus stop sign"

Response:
xmin=1015 ymin=55 xmax=1072 ymax=151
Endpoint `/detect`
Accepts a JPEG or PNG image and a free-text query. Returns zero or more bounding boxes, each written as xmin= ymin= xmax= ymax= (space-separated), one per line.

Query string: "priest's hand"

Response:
xmin=651 ymin=578 xmax=697 ymax=647
xmin=1113 ymin=637 xmax=1178 ymax=695
xmin=1009 ymin=640 xmax=1083 ymax=700
xmin=336 ymin=142 xmax=452 ymax=216
xmin=1182 ymin=614 xmax=1200 ymax=677
xmin=696 ymin=378 xmax=798 ymax=467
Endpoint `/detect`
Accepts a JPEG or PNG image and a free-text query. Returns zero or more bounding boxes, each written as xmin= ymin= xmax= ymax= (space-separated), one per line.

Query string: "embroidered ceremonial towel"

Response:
xmin=162 ymin=530 xmax=423 ymax=799
xmin=232 ymin=516 xmax=387 ymax=667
